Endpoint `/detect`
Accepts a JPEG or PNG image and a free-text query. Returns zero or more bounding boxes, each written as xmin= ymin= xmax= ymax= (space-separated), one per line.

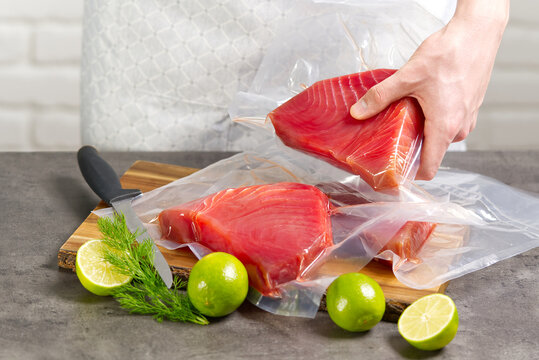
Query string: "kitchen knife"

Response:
xmin=77 ymin=145 xmax=173 ymax=288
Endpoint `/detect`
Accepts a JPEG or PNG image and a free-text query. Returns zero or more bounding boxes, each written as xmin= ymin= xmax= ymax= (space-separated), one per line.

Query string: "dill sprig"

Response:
xmin=97 ymin=214 xmax=209 ymax=325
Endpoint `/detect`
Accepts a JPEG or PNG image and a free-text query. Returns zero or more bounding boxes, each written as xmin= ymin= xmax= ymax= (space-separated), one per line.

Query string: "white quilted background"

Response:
xmin=81 ymin=0 xmax=290 ymax=151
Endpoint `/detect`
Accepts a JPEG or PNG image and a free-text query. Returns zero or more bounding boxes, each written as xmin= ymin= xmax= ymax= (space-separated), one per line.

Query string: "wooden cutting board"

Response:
xmin=58 ymin=160 xmax=449 ymax=322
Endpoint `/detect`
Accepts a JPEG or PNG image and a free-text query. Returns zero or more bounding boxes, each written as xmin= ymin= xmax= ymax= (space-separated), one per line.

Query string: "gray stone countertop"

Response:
xmin=0 ymin=151 xmax=538 ymax=359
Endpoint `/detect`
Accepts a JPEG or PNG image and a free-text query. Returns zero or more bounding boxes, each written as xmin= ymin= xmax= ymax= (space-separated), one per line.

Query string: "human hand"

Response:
xmin=350 ymin=0 xmax=509 ymax=180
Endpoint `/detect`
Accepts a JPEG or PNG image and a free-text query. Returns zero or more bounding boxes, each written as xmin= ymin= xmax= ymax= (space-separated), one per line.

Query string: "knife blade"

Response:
xmin=77 ymin=145 xmax=173 ymax=288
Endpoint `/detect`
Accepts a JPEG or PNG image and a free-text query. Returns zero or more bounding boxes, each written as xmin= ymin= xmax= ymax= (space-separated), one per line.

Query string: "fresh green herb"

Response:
xmin=97 ymin=214 xmax=209 ymax=325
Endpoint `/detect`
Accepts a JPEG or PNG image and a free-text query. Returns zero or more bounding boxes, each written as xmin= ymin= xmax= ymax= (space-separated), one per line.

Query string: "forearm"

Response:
xmin=440 ymin=0 xmax=509 ymax=106
xmin=453 ymin=0 xmax=509 ymax=35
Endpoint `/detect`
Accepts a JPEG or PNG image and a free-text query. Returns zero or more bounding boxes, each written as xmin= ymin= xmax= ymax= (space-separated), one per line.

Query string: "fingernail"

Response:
xmin=351 ymin=99 xmax=368 ymax=118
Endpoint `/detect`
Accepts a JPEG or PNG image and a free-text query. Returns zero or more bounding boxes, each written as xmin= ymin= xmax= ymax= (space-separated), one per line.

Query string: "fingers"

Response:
xmin=350 ymin=71 xmax=411 ymax=120
xmin=452 ymin=112 xmax=477 ymax=143
xmin=452 ymin=129 xmax=469 ymax=143
xmin=418 ymin=109 xmax=479 ymax=179
xmin=416 ymin=119 xmax=453 ymax=180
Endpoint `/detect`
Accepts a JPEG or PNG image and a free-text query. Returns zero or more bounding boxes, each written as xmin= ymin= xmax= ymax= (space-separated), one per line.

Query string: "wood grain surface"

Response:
xmin=57 ymin=160 xmax=449 ymax=322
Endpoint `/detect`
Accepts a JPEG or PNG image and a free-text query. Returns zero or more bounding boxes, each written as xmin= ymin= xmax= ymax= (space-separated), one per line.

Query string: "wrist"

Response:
xmin=447 ymin=0 xmax=509 ymax=45
xmin=453 ymin=0 xmax=509 ymax=31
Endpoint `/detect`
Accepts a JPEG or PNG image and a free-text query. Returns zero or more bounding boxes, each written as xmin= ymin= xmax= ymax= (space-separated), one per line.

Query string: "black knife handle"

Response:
xmin=77 ymin=146 xmax=141 ymax=205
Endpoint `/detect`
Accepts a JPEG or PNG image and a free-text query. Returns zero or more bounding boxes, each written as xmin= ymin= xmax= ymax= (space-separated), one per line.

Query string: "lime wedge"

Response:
xmin=75 ymin=240 xmax=132 ymax=296
xmin=398 ymin=294 xmax=459 ymax=351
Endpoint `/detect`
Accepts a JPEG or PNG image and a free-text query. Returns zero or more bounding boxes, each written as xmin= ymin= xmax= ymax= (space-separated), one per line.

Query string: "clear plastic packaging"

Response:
xmin=94 ymin=141 xmax=539 ymax=317
xmin=266 ymin=70 xmax=425 ymax=191
xmin=93 ymin=144 xmax=422 ymax=316
xmin=228 ymin=0 xmax=444 ymax=189
xmin=229 ymin=0 xmax=443 ymax=125
xmin=388 ymin=169 xmax=539 ymax=289
xmin=158 ymin=182 xmax=335 ymax=298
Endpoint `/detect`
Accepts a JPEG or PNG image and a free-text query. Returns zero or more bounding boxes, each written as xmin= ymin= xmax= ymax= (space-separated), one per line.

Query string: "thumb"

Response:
xmin=350 ymin=72 xmax=409 ymax=120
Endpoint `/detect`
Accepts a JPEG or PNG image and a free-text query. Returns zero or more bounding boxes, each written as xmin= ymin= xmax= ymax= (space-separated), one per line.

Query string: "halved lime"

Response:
xmin=187 ymin=252 xmax=249 ymax=317
xmin=398 ymin=293 xmax=459 ymax=351
xmin=75 ymin=239 xmax=132 ymax=296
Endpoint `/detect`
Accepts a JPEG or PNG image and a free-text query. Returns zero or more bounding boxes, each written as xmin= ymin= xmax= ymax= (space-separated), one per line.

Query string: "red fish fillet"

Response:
xmin=318 ymin=182 xmax=436 ymax=267
xmin=268 ymin=69 xmax=424 ymax=191
xmin=158 ymin=182 xmax=333 ymax=296
xmin=377 ymin=221 xmax=437 ymax=268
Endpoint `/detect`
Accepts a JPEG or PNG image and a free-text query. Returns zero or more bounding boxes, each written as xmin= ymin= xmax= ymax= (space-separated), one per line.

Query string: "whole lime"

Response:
xmin=326 ymin=273 xmax=386 ymax=332
xmin=187 ymin=252 xmax=249 ymax=317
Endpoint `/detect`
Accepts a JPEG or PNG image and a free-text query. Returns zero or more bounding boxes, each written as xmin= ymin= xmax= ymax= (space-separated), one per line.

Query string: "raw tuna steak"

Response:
xmin=158 ymin=182 xmax=333 ymax=296
xmin=268 ymin=69 xmax=424 ymax=191
xmin=376 ymin=221 xmax=437 ymax=268
xmin=318 ymin=182 xmax=436 ymax=267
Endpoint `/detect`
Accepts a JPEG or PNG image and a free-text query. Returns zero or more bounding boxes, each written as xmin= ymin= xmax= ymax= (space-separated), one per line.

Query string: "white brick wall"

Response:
xmin=0 ymin=0 xmax=83 ymax=19
xmin=34 ymin=25 xmax=82 ymax=63
xmin=0 ymin=0 xmax=537 ymax=151
xmin=32 ymin=110 xmax=80 ymax=148
xmin=467 ymin=3 xmax=539 ymax=150
xmin=0 ymin=0 xmax=82 ymax=151
xmin=0 ymin=109 xmax=30 ymax=150
xmin=0 ymin=68 xmax=80 ymax=106
xmin=471 ymin=109 xmax=539 ymax=150
xmin=0 ymin=25 xmax=29 ymax=63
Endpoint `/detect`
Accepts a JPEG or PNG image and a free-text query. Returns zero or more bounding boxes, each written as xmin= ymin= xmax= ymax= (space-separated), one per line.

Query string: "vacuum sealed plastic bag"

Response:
xmin=158 ymin=182 xmax=334 ymax=297
xmin=228 ymin=0 xmax=444 ymax=189
xmin=266 ymin=70 xmax=424 ymax=191
xmin=385 ymin=169 xmax=539 ymax=289
xmin=93 ymin=141 xmax=539 ymax=317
